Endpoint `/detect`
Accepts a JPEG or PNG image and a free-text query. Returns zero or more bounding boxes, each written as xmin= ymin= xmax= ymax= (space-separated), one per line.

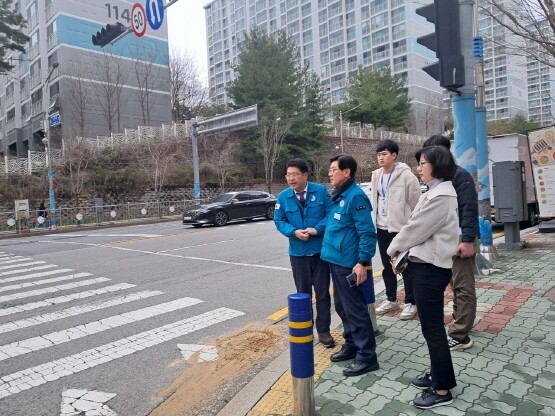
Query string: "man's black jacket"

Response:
xmin=452 ymin=165 xmax=479 ymax=243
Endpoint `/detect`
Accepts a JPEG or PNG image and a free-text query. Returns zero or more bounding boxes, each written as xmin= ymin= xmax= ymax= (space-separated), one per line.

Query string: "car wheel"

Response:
xmin=192 ymin=224 xmax=203 ymax=228
xmin=213 ymin=211 xmax=228 ymax=226
xmin=265 ymin=205 xmax=275 ymax=220
xmin=527 ymin=206 xmax=538 ymax=227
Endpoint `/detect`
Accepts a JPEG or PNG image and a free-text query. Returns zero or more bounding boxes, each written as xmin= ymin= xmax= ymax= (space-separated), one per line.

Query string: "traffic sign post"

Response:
xmin=132 ymin=3 xmax=147 ymax=37
xmin=146 ymin=0 xmax=165 ymax=30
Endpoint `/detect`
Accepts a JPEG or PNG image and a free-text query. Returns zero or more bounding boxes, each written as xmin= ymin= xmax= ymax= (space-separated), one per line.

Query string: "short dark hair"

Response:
xmin=286 ymin=158 xmax=309 ymax=173
xmin=423 ymin=135 xmax=451 ymax=150
xmin=376 ymin=139 xmax=399 ymax=155
xmin=330 ymin=154 xmax=357 ymax=178
xmin=415 ymin=146 xmax=456 ymax=181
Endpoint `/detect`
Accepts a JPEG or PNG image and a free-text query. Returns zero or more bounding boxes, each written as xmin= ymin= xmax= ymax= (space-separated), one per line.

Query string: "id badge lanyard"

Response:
xmin=379 ymin=167 xmax=395 ymax=216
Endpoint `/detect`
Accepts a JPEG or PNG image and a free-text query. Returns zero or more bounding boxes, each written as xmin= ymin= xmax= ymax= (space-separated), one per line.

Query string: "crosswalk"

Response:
xmin=0 ymin=251 xmax=245 ymax=404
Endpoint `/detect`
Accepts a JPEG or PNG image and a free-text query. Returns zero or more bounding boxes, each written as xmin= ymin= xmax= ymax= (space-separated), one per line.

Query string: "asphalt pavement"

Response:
xmin=219 ymin=226 xmax=555 ymax=415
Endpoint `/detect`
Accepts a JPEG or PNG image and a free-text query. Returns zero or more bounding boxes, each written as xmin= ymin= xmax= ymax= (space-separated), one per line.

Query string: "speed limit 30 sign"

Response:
xmin=132 ymin=3 xmax=147 ymax=37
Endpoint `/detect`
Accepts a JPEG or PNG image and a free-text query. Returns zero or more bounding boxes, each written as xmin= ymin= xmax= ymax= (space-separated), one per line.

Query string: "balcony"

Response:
xmin=45 ymin=0 xmax=58 ymax=21
xmin=330 ymin=63 xmax=345 ymax=75
xmin=5 ymin=92 xmax=14 ymax=106
xmin=31 ymin=100 xmax=44 ymax=117
xmin=30 ymin=73 xmax=41 ymax=89
xmin=6 ymin=118 xmax=15 ymax=132
xmin=47 ymin=32 xmax=58 ymax=51
xmin=331 ymin=78 xmax=346 ymax=90
xmin=29 ymin=43 xmax=40 ymax=60
xmin=27 ymin=13 xmax=39 ymax=33
xmin=393 ymin=45 xmax=407 ymax=56
xmin=393 ymin=61 xmax=407 ymax=72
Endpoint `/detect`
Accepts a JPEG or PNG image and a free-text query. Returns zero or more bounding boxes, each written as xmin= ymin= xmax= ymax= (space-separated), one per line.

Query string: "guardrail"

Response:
xmin=0 ymin=200 xmax=196 ymax=235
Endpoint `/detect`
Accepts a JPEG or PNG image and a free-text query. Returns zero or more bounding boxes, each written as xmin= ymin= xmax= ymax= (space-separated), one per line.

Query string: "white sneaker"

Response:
xmin=376 ymin=300 xmax=399 ymax=315
xmin=400 ymin=303 xmax=417 ymax=320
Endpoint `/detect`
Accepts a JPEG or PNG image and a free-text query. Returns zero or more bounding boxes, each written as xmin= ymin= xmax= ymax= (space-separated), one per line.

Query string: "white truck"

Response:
xmin=488 ymin=133 xmax=538 ymax=225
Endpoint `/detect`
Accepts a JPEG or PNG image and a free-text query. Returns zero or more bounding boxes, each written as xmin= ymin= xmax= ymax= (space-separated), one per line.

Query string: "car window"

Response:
xmin=248 ymin=192 xmax=265 ymax=199
xmin=235 ymin=193 xmax=251 ymax=201
xmin=209 ymin=193 xmax=235 ymax=203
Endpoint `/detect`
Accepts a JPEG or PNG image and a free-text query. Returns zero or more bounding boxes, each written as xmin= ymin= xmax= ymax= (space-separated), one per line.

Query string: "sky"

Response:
xmin=166 ymin=0 xmax=208 ymax=81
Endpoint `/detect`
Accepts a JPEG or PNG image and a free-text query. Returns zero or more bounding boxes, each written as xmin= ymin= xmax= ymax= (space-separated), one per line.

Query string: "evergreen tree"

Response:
xmin=338 ymin=67 xmax=411 ymax=130
xmin=0 ymin=0 xmax=29 ymax=73
xmin=227 ymin=28 xmax=326 ymax=178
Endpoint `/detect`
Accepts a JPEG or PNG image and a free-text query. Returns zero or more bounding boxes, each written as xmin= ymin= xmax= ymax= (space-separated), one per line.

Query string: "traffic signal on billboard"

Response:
xmin=416 ymin=0 xmax=465 ymax=90
xmin=92 ymin=22 xmax=126 ymax=47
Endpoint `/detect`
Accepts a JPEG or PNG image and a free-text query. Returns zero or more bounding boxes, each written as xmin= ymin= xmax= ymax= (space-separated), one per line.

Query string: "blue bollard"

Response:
xmin=288 ymin=293 xmax=315 ymax=416
xmin=362 ymin=267 xmax=380 ymax=335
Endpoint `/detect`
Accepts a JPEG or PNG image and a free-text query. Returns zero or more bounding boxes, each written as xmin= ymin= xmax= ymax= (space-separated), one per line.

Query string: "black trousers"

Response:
xmin=290 ymin=254 xmax=331 ymax=333
xmin=407 ymin=261 xmax=457 ymax=391
xmin=377 ymin=228 xmax=415 ymax=304
xmin=330 ymin=263 xmax=377 ymax=364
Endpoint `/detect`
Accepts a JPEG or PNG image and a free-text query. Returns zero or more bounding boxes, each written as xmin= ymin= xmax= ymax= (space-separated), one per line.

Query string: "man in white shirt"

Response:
xmin=371 ymin=140 xmax=421 ymax=320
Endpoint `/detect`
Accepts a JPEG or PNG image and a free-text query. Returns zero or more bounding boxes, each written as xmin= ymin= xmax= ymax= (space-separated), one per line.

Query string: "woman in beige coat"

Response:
xmin=387 ymin=145 xmax=459 ymax=410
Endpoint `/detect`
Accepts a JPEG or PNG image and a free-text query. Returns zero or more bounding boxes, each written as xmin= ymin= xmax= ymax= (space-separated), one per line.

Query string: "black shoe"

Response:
xmin=330 ymin=345 xmax=357 ymax=362
xmin=413 ymin=388 xmax=453 ymax=409
xmin=318 ymin=332 xmax=336 ymax=348
xmin=342 ymin=359 xmax=379 ymax=377
xmin=411 ymin=373 xmax=431 ymax=390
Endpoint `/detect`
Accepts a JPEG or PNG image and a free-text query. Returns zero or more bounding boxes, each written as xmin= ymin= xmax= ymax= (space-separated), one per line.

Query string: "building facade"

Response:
xmin=203 ymin=0 xmax=447 ymax=136
xmin=0 ymin=0 xmax=172 ymax=157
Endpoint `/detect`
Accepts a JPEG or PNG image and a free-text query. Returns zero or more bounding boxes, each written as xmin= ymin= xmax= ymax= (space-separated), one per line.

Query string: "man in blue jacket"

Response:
xmin=274 ymin=158 xmax=335 ymax=348
xmin=321 ymin=154 xmax=379 ymax=376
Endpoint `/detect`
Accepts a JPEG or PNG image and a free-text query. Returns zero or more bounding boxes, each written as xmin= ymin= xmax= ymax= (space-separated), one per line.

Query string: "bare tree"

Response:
xmin=62 ymin=137 xmax=97 ymax=201
xmin=64 ymin=69 xmax=89 ymax=137
xmin=132 ymin=134 xmax=183 ymax=198
xmin=305 ymin=148 xmax=333 ymax=183
xmin=92 ymin=53 xmax=128 ymax=133
xmin=132 ymin=45 xmax=158 ymax=125
xmin=169 ymin=50 xmax=208 ymax=122
xmin=480 ymin=1 xmax=555 ymax=68
xmin=200 ymin=133 xmax=242 ymax=189
xmin=258 ymin=112 xmax=290 ymax=193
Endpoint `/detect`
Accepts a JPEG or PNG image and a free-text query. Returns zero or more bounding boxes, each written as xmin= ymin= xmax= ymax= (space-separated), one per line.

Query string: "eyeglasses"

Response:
xmin=285 ymin=173 xmax=303 ymax=179
xmin=417 ymin=162 xmax=430 ymax=167
xmin=328 ymin=168 xmax=341 ymax=174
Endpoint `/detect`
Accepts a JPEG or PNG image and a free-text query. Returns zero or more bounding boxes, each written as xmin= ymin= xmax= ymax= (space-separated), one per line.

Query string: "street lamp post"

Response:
xmin=339 ymin=104 xmax=362 ymax=153
xmin=42 ymin=62 xmax=59 ymax=229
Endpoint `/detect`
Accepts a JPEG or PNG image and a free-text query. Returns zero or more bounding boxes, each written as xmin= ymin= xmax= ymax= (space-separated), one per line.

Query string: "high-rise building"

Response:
xmin=0 ymin=0 xmax=172 ymax=157
xmin=203 ymin=0 xmax=447 ymax=136
xmin=478 ymin=4 xmax=528 ymax=123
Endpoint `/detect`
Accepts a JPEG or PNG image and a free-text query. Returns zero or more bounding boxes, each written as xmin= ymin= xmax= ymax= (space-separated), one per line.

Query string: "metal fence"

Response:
xmin=0 ymin=200 xmax=196 ymax=235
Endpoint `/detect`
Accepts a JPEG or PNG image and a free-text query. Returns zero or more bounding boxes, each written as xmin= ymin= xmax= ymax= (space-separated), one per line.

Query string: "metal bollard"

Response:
xmin=362 ymin=267 xmax=380 ymax=336
xmin=288 ymin=293 xmax=315 ymax=416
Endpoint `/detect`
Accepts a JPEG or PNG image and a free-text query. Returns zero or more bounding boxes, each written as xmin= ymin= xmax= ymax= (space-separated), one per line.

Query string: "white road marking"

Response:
xmin=177 ymin=344 xmax=218 ymax=362
xmin=158 ymin=239 xmax=236 ymax=253
xmin=0 ymin=290 xmax=163 ymax=334
xmin=0 ymin=268 xmax=73 ymax=285
xmin=0 ymin=277 xmax=110 ymax=303
xmin=0 ymin=264 xmax=57 ymax=277
xmin=37 ymin=241 xmax=291 ymax=272
xmin=0 ymin=257 xmax=32 ymax=265
xmin=51 ymin=233 xmax=164 ymax=238
xmin=0 ymin=283 xmax=136 ymax=317
xmin=0 ymin=272 xmax=91 ymax=293
xmin=0 ymin=297 xmax=203 ymax=361
xmin=0 ymin=307 xmax=244 ymax=399
xmin=0 ymin=261 xmax=46 ymax=270
xmin=60 ymin=389 xmax=117 ymax=416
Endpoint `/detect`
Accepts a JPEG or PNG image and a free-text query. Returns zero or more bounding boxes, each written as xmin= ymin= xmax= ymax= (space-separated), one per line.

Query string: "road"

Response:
xmin=0 ymin=218 xmax=384 ymax=416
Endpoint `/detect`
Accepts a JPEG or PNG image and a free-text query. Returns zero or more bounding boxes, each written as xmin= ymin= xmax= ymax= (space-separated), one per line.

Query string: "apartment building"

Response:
xmin=203 ymin=0 xmax=448 ymax=136
xmin=0 ymin=0 xmax=172 ymax=157
xmin=478 ymin=4 xmax=528 ymax=123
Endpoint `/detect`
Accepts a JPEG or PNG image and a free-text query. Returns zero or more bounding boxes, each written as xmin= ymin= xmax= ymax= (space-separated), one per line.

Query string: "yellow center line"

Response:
xmin=267 ymin=269 xmax=383 ymax=321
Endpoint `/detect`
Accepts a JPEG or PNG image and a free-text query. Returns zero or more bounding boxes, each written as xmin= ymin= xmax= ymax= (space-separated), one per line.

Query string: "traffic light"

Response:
xmin=416 ymin=0 xmax=465 ymax=90
xmin=92 ymin=22 xmax=126 ymax=47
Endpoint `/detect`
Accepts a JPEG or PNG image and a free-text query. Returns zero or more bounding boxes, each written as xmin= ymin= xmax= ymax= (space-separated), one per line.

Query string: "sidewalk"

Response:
xmin=221 ymin=228 xmax=555 ymax=415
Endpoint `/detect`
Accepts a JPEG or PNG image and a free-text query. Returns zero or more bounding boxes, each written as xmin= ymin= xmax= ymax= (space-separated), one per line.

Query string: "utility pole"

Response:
xmin=339 ymin=104 xmax=361 ymax=153
xmin=42 ymin=62 xmax=60 ymax=229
